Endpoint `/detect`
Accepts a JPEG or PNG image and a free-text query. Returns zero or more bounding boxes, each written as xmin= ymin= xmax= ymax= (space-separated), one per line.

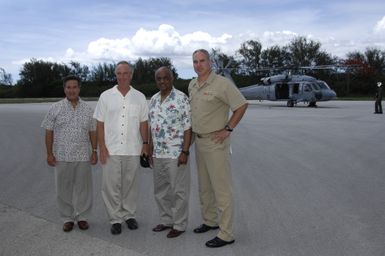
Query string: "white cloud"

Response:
xmin=87 ymin=37 xmax=134 ymax=59
xmin=260 ymin=31 xmax=299 ymax=48
xmin=83 ymin=24 xmax=233 ymax=61
xmin=374 ymin=16 xmax=385 ymax=32
xmin=65 ymin=48 xmax=75 ymax=58
xmin=131 ymin=24 xmax=184 ymax=55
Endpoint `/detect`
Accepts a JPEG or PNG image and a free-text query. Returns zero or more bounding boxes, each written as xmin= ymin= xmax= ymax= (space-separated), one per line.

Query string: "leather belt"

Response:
xmin=195 ymin=133 xmax=211 ymax=138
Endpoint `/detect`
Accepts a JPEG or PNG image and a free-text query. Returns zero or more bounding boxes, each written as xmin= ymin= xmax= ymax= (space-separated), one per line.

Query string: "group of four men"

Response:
xmin=41 ymin=49 xmax=248 ymax=248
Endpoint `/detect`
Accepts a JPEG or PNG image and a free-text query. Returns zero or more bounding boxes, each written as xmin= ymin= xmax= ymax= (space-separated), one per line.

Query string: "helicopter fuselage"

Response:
xmin=239 ymin=74 xmax=337 ymax=107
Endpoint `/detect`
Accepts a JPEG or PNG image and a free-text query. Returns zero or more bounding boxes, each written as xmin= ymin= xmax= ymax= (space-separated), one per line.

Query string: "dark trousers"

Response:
xmin=375 ymin=99 xmax=383 ymax=113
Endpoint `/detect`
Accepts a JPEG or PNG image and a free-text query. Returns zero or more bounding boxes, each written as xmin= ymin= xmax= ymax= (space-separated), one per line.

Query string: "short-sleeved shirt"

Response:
xmin=93 ymin=85 xmax=148 ymax=156
xmin=41 ymin=98 xmax=96 ymax=162
xmin=149 ymin=88 xmax=191 ymax=159
xmin=188 ymin=71 xmax=247 ymax=134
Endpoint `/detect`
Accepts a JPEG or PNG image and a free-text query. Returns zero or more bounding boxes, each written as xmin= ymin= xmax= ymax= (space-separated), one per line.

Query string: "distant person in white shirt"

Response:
xmin=148 ymin=67 xmax=192 ymax=238
xmin=93 ymin=61 xmax=149 ymax=235
xmin=41 ymin=75 xmax=97 ymax=233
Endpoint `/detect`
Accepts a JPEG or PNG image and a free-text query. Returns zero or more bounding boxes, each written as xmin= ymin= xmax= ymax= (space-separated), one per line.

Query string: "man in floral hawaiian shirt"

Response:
xmin=148 ymin=66 xmax=192 ymax=238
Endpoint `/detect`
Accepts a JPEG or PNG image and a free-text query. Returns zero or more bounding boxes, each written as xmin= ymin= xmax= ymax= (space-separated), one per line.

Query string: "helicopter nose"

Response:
xmin=322 ymin=90 xmax=337 ymax=100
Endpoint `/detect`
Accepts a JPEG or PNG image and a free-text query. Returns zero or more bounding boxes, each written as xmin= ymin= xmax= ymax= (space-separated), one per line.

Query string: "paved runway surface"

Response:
xmin=1 ymin=100 xmax=384 ymax=256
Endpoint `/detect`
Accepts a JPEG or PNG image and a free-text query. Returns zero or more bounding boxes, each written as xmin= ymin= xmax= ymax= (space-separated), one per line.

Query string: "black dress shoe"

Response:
xmin=205 ymin=236 xmax=235 ymax=248
xmin=193 ymin=224 xmax=219 ymax=233
xmin=110 ymin=223 xmax=122 ymax=235
xmin=152 ymin=224 xmax=172 ymax=232
xmin=126 ymin=218 xmax=138 ymax=230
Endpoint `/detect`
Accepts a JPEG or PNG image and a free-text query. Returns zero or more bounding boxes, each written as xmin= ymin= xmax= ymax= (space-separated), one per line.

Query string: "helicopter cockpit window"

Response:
xmin=317 ymin=82 xmax=330 ymax=90
xmin=311 ymin=83 xmax=320 ymax=90
xmin=304 ymin=84 xmax=311 ymax=92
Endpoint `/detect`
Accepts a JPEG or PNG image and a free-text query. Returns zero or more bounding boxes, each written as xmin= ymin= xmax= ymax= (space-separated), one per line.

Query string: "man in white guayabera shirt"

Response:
xmin=93 ymin=61 xmax=149 ymax=235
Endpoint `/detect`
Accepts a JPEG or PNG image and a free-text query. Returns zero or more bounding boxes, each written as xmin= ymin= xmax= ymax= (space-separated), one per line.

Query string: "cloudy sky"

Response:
xmin=1 ymin=0 xmax=384 ymax=81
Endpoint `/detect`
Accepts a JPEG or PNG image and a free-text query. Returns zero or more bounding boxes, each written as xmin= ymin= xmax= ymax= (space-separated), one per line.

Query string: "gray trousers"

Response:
xmin=153 ymin=158 xmax=190 ymax=231
xmin=101 ymin=155 xmax=140 ymax=224
xmin=55 ymin=161 xmax=93 ymax=223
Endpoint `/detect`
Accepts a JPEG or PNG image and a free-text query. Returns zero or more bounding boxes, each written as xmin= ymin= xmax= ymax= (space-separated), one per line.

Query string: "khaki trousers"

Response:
xmin=101 ymin=155 xmax=139 ymax=224
xmin=55 ymin=161 xmax=93 ymax=223
xmin=153 ymin=158 xmax=190 ymax=231
xmin=195 ymin=135 xmax=234 ymax=241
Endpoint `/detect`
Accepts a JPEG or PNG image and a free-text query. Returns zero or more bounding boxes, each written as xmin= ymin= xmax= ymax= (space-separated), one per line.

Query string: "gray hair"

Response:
xmin=155 ymin=66 xmax=174 ymax=79
xmin=115 ymin=61 xmax=134 ymax=75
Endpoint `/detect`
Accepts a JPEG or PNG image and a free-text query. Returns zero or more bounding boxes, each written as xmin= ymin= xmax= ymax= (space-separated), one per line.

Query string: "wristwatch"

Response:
xmin=224 ymin=124 xmax=233 ymax=132
xmin=181 ymin=150 xmax=190 ymax=156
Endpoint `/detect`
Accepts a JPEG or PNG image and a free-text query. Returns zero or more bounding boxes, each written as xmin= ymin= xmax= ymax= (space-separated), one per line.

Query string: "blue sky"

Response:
xmin=1 ymin=0 xmax=384 ymax=82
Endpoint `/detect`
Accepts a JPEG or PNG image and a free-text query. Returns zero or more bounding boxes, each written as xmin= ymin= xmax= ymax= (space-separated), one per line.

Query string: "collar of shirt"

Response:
xmin=192 ymin=71 xmax=216 ymax=90
xmin=111 ymin=84 xmax=134 ymax=97
xmin=64 ymin=97 xmax=83 ymax=109
xmin=154 ymin=87 xmax=176 ymax=104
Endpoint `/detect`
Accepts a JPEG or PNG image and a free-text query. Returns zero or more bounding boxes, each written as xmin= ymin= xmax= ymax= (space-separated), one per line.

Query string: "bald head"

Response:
xmin=155 ymin=67 xmax=174 ymax=79
xmin=155 ymin=66 xmax=174 ymax=95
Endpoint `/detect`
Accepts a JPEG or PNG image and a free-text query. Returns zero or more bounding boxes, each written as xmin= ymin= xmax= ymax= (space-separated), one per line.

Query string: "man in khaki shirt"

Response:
xmin=188 ymin=49 xmax=248 ymax=248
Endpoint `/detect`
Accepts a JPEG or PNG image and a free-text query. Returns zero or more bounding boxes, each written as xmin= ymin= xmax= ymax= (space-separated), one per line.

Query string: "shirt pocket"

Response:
xmin=202 ymin=90 xmax=216 ymax=101
xmin=78 ymin=115 xmax=91 ymax=130
xmin=55 ymin=113 xmax=71 ymax=128
xmin=127 ymin=104 xmax=140 ymax=118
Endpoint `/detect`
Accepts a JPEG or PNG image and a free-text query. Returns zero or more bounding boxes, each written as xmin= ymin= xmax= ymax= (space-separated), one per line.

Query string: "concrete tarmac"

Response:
xmin=0 ymin=100 xmax=384 ymax=256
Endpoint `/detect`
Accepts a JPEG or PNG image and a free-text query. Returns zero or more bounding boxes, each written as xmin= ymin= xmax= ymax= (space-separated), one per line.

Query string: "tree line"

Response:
xmin=0 ymin=57 xmax=179 ymax=98
xmin=1 ymin=36 xmax=384 ymax=98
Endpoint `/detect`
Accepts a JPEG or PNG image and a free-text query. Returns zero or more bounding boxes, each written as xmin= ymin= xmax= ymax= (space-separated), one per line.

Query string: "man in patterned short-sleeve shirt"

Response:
xmin=41 ymin=75 xmax=97 ymax=232
xmin=149 ymin=67 xmax=192 ymax=238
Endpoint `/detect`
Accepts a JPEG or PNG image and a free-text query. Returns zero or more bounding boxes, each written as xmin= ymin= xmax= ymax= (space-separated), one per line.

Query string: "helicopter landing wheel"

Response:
xmin=287 ymin=100 xmax=294 ymax=107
